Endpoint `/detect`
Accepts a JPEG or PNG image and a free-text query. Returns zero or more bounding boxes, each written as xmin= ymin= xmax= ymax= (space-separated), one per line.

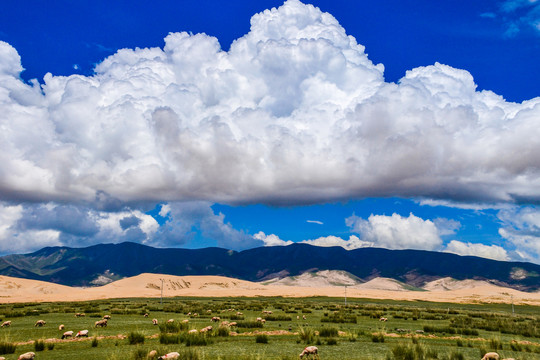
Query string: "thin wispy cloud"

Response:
xmin=306 ymin=220 xmax=323 ymax=225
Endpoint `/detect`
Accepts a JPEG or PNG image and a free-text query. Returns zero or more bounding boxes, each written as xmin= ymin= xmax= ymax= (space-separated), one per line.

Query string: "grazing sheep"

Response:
xmin=200 ymin=326 xmax=213 ymax=333
xmin=182 ymin=319 xmax=189 ymax=324
xmin=167 ymin=319 xmax=174 ymax=323
xmin=211 ymin=316 xmax=221 ymax=322
xmin=94 ymin=319 xmax=108 ymax=328
xmin=59 ymin=324 xmax=65 ymax=330
xmin=34 ymin=320 xmax=46 ymax=327
xmin=157 ymin=352 xmax=180 ymax=359
xmin=299 ymin=346 xmax=319 ymax=359
xmin=75 ymin=330 xmax=89 ymax=337
xmin=228 ymin=322 xmax=237 ymax=327
xmin=188 ymin=329 xmax=198 ymax=334
xmin=103 ymin=315 xmax=111 ymax=320
xmin=61 ymin=330 xmax=74 ymax=339
xmin=144 ymin=313 xmax=149 ymax=318
xmin=236 ymin=312 xmax=243 ymax=316
xmin=481 ymin=353 xmax=500 ymax=360
xmin=0 ymin=356 xmax=5 ymax=360
xmin=75 ymin=313 xmax=85 ymax=317
xmin=379 ymin=317 xmax=388 ymax=322
xmin=17 ymin=352 xmax=35 ymax=360
xmin=147 ymin=349 xmax=157 ymax=358
xmin=152 ymin=318 xmax=159 ymax=325
xmin=1 ymin=321 xmax=11 ymax=327
xmin=302 ymin=315 xmax=307 ymax=320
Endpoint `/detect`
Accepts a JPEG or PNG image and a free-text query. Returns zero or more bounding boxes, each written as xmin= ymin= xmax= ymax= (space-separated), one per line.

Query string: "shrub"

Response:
xmin=236 ymin=321 xmax=263 ymax=329
xmin=372 ymin=333 xmax=385 ymax=343
xmin=91 ymin=337 xmax=99 ymax=347
xmin=127 ymin=332 xmax=145 ymax=345
xmin=326 ymin=338 xmax=338 ymax=345
xmin=179 ymin=348 xmax=201 ymax=360
xmin=217 ymin=326 xmax=230 ymax=337
xmin=318 ymin=327 xmax=338 ymax=337
xmin=0 ymin=341 xmax=16 ymax=355
xmin=256 ymin=334 xmax=269 ymax=343
xmin=131 ymin=348 xmax=147 ymax=360
xmin=34 ymin=339 xmax=45 ymax=352
xmin=298 ymin=327 xmax=315 ymax=344
xmin=159 ymin=333 xmax=180 ymax=344
xmin=159 ymin=321 xmax=188 ymax=333
xmin=47 ymin=343 xmax=55 ymax=350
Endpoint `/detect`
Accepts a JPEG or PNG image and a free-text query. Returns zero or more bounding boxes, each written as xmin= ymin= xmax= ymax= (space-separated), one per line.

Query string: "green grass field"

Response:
xmin=0 ymin=296 xmax=538 ymax=359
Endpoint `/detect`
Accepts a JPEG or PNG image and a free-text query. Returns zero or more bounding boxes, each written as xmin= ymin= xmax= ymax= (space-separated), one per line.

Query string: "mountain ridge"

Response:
xmin=1 ymin=242 xmax=539 ymax=291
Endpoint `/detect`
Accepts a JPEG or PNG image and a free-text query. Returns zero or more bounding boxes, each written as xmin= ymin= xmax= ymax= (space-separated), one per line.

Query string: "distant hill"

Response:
xmin=0 ymin=242 xmax=539 ymax=291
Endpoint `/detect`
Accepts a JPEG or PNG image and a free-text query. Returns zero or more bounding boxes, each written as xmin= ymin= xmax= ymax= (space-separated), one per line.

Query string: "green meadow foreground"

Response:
xmin=0 ymin=296 xmax=539 ymax=360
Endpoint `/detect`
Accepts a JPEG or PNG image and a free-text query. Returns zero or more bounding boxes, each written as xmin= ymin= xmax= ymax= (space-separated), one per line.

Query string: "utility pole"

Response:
xmin=511 ymin=295 xmax=515 ymax=316
xmin=160 ymin=278 xmax=164 ymax=306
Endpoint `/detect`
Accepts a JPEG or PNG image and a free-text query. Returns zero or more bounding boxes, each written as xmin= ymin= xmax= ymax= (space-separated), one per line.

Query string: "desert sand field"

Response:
xmin=1 ymin=273 xmax=539 ymax=305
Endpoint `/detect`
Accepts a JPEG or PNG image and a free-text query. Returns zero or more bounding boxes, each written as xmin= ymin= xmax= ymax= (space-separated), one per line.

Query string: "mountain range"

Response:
xmin=0 ymin=242 xmax=539 ymax=291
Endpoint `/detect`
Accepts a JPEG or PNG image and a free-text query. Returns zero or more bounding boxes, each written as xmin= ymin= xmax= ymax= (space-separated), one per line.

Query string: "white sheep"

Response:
xmin=379 ymin=317 xmax=388 ymax=322
xmin=17 ymin=352 xmax=36 ymax=360
xmin=75 ymin=329 xmax=89 ymax=337
xmin=61 ymin=330 xmax=74 ymax=339
xmin=1 ymin=321 xmax=11 ymax=327
xmin=299 ymin=346 xmax=319 ymax=359
xmin=188 ymin=329 xmax=198 ymax=334
xmin=167 ymin=319 xmax=174 ymax=323
xmin=152 ymin=318 xmax=159 ymax=325
xmin=147 ymin=349 xmax=157 ymax=358
xmin=34 ymin=320 xmax=46 ymax=327
xmin=481 ymin=353 xmax=499 ymax=360
xmin=157 ymin=352 xmax=180 ymax=359
xmin=59 ymin=324 xmax=65 ymax=330
xmin=95 ymin=319 xmax=107 ymax=327
xmin=103 ymin=315 xmax=111 ymax=320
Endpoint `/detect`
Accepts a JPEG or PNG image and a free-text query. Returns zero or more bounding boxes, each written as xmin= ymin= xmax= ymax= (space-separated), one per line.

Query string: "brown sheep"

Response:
xmin=94 ymin=319 xmax=108 ymax=328
xmin=481 ymin=353 xmax=499 ymax=360
xmin=299 ymin=346 xmax=319 ymax=359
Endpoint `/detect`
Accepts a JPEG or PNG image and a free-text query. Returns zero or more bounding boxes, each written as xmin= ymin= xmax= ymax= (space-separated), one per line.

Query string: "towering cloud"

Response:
xmin=1 ymin=0 xmax=539 ymax=207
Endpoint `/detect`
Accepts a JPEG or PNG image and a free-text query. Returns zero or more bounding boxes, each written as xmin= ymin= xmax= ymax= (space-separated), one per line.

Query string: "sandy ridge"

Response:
xmin=0 ymin=273 xmax=539 ymax=305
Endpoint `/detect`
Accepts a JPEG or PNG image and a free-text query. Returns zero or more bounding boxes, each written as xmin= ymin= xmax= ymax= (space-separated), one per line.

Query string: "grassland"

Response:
xmin=0 ymin=296 xmax=538 ymax=359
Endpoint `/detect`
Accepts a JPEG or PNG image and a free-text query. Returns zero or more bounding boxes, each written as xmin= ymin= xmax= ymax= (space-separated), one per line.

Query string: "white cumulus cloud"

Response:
xmin=346 ymin=213 xmax=443 ymax=251
xmin=444 ymin=240 xmax=509 ymax=261
xmin=0 ymin=1 xmax=538 ymax=208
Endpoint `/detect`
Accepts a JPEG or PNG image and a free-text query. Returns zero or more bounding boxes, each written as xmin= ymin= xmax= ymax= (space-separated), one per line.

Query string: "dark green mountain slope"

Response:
xmin=0 ymin=242 xmax=538 ymax=291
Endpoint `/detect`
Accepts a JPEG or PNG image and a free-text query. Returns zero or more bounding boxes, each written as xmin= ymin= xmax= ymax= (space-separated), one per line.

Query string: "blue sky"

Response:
xmin=1 ymin=0 xmax=540 ymax=263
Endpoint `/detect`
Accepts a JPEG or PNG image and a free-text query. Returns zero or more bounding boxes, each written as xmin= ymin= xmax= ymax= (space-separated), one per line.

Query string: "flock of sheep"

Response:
xmin=0 ymin=312 xmax=524 ymax=359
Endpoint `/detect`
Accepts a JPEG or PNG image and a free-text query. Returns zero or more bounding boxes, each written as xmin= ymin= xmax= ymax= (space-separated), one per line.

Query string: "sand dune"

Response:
xmin=0 ymin=273 xmax=538 ymax=305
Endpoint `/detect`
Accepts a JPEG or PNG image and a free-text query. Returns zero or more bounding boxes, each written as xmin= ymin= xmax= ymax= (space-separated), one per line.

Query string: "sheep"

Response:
xmin=157 ymin=352 xmax=180 ymax=359
xmin=34 ymin=320 xmax=46 ymax=327
xmin=228 ymin=322 xmax=237 ymax=327
xmin=188 ymin=329 xmax=198 ymax=334
xmin=95 ymin=319 xmax=108 ymax=327
xmin=299 ymin=346 xmax=319 ymax=359
xmin=182 ymin=319 xmax=189 ymax=324
xmin=0 ymin=356 xmax=5 ymax=360
xmin=1 ymin=321 xmax=11 ymax=327
xmin=17 ymin=352 xmax=35 ymax=360
xmin=61 ymin=330 xmax=74 ymax=339
xmin=481 ymin=353 xmax=500 ymax=360
xmin=167 ymin=319 xmax=174 ymax=323
xmin=103 ymin=315 xmax=111 ymax=320
xmin=75 ymin=329 xmax=89 ymax=337
xmin=200 ymin=326 xmax=213 ymax=333
xmin=379 ymin=317 xmax=388 ymax=322
xmin=147 ymin=349 xmax=157 ymax=359
xmin=59 ymin=324 xmax=65 ymax=330
xmin=152 ymin=318 xmax=159 ymax=325
xmin=302 ymin=315 xmax=307 ymax=320
xmin=144 ymin=313 xmax=149 ymax=318
xmin=75 ymin=313 xmax=85 ymax=317
xmin=211 ymin=316 xmax=221 ymax=322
